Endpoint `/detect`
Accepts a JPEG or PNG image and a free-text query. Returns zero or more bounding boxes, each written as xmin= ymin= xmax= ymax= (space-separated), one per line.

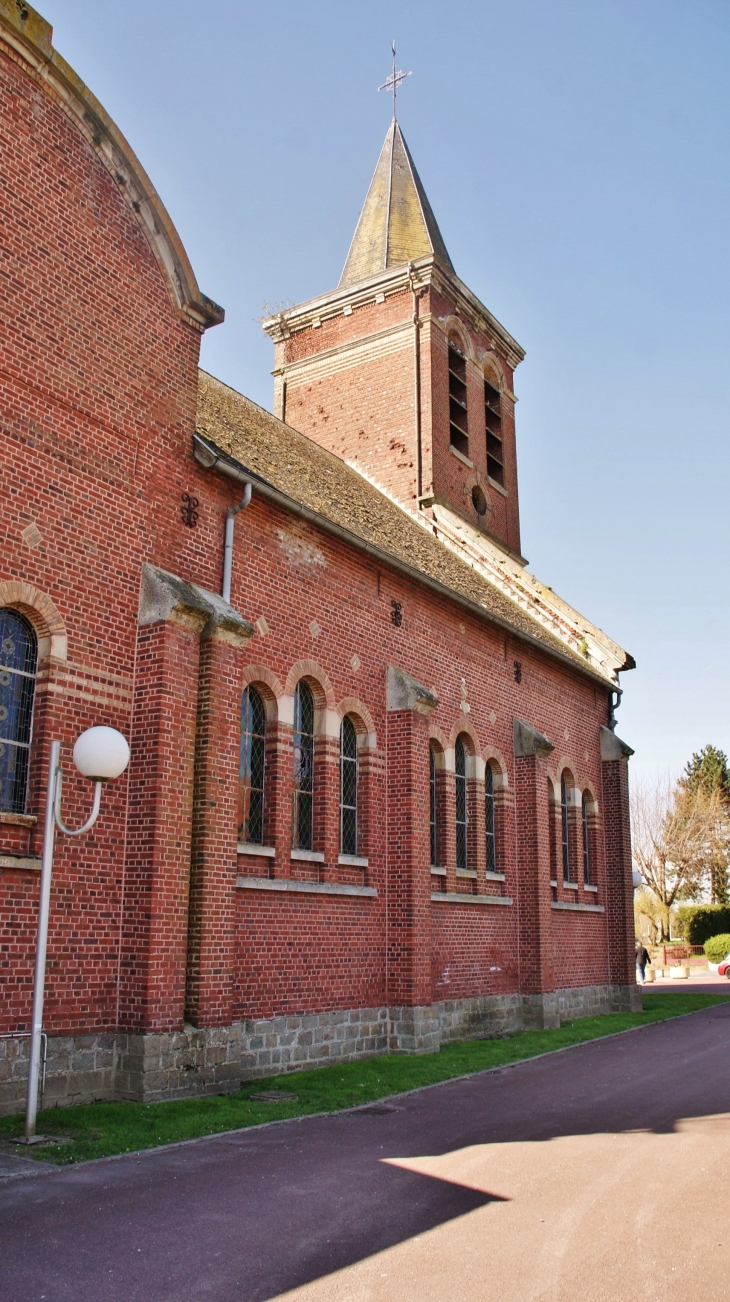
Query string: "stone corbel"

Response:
xmin=599 ymin=726 xmax=634 ymax=761
xmin=513 ymin=718 xmax=554 ymax=759
xmin=138 ymin=564 xmax=253 ymax=647
xmin=386 ymin=666 xmax=439 ymax=716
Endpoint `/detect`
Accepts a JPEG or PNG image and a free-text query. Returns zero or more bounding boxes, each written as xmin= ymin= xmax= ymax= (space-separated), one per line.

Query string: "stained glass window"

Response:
xmin=340 ymin=716 xmax=358 ymax=856
xmin=455 ymin=736 xmax=468 ymax=871
xmin=485 ymin=764 xmax=497 ymax=874
xmin=0 ymin=610 xmax=37 ymax=814
xmin=239 ymin=685 xmax=266 ymax=844
xmin=292 ymin=680 xmax=315 ymax=850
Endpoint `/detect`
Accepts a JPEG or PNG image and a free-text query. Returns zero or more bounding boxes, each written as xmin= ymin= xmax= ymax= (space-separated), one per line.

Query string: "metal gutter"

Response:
xmin=192 ymin=433 xmax=623 ymax=691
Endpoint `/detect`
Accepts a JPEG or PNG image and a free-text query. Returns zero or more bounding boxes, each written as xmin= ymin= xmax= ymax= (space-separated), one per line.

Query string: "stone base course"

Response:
xmin=0 ymin=984 xmax=638 ymax=1114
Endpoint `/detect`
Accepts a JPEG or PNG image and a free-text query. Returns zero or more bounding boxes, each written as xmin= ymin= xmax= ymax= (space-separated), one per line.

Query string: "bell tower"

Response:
xmin=263 ymin=118 xmax=526 ymax=560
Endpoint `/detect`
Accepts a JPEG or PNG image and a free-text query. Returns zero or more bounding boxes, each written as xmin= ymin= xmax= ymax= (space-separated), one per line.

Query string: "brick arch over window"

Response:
xmin=240 ymin=664 xmax=283 ymax=722
xmin=284 ymin=660 xmax=336 ymax=712
xmin=0 ymin=7 xmax=221 ymax=330
xmin=482 ymin=745 xmax=510 ymax=788
xmin=442 ymin=316 xmax=474 ymax=360
xmin=482 ymin=353 xmax=507 ymax=390
xmin=335 ymin=697 xmax=377 ymax=748
xmin=0 ymin=580 xmax=67 ymax=663
xmin=447 ymin=717 xmax=481 ymax=758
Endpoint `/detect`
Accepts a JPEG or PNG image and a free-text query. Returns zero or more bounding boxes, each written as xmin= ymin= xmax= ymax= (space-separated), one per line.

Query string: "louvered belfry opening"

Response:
xmin=484 ymin=377 xmax=504 ymax=486
xmin=448 ymin=343 xmax=469 ymax=458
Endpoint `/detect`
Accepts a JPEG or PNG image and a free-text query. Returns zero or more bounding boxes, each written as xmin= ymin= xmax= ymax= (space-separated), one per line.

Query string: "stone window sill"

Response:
xmin=562 ymin=881 xmax=579 ymax=890
xmin=0 ymin=812 xmax=37 ymax=827
xmin=449 ymin=444 xmax=473 ymax=468
xmin=551 ymin=901 xmax=605 ymax=914
xmin=290 ymin=848 xmax=325 ymax=863
xmin=238 ymin=843 xmax=275 ymax=857
xmin=338 ymin=853 xmax=368 ymax=867
xmin=485 ymin=871 xmax=506 ymax=882
xmin=0 ymin=854 xmax=41 ymax=872
xmin=431 ymin=891 xmax=513 ymax=906
xmin=550 ymin=879 xmax=558 ymax=888
xmin=456 ymin=868 xmax=477 ymax=879
xmin=584 ymin=883 xmax=598 ymax=892
xmin=430 ymin=866 xmax=447 ymax=875
xmin=487 ymin=475 xmax=508 ymax=498
xmin=237 ymin=876 xmax=376 ymax=899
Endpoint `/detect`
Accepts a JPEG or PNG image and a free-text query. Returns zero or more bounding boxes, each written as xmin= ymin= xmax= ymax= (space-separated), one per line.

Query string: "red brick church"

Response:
xmin=0 ymin=3 xmax=637 ymax=1112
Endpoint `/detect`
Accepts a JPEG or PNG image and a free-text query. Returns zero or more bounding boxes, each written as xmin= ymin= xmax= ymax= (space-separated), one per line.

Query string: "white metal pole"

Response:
xmin=24 ymin=740 xmax=60 ymax=1142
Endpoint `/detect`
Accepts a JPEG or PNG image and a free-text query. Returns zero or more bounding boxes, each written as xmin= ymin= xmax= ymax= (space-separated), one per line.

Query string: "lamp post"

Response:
xmin=20 ymin=727 xmax=130 ymax=1144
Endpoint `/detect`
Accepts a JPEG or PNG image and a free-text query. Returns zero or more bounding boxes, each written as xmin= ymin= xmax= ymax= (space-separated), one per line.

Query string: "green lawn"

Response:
xmin=2 ymin=991 xmax=727 ymax=1166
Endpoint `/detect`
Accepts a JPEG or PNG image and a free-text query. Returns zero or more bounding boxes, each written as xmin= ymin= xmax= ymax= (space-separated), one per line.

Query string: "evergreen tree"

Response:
xmin=682 ymin=744 xmax=730 ymax=799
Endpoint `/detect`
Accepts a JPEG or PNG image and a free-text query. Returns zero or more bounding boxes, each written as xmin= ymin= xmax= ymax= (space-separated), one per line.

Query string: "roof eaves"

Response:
xmin=192 ymin=430 xmax=622 ymax=691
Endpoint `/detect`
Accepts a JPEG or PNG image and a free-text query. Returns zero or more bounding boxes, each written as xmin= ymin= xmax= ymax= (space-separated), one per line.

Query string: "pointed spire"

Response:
xmin=339 ymin=121 xmax=454 ymax=288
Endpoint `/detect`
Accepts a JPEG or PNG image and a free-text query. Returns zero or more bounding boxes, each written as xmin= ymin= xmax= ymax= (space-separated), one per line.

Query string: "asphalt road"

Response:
xmin=1 ymin=1004 xmax=728 ymax=1302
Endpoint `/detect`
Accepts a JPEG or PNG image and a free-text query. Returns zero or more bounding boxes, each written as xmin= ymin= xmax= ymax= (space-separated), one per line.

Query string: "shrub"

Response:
xmin=676 ymin=905 xmax=730 ymax=945
xmin=703 ymin=934 xmax=730 ymax=964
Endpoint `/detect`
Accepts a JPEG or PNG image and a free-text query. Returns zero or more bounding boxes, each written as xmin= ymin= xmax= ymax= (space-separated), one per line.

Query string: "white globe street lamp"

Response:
xmin=20 ymin=729 xmax=130 ymax=1143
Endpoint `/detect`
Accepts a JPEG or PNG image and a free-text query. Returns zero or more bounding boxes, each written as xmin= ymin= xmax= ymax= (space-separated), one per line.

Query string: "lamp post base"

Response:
xmin=10 ymin=1134 xmax=54 ymax=1146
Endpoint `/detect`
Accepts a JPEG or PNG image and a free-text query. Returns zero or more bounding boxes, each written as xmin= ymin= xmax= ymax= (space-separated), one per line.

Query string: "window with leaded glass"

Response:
xmin=561 ymin=772 xmax=573 ymax=881
xmin=455 ymin=736 xmax=468 ymax=871
xmin=239 ymin=685 xmax=266 ymax=844
xmin=485 ymin=763 xmax=497 ymax=873
xmin=0 ymin=610 xmax=37 ymax=814
xmin=292 ymin=680 xmax=315 ymax=850
xmin=429 ymin=745 xmax=438 ymax=866
xmin=340 ymin=716 xmax=358 ymax=856
xmin=548 ymin=780 xmax=558 ymax=882
xmin=582 ymin=793 xmax=593 ymax=884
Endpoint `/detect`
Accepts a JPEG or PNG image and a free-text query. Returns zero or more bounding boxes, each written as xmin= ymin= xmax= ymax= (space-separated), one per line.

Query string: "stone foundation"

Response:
xmin=0 ymin=984 xmax=639 ymax=1115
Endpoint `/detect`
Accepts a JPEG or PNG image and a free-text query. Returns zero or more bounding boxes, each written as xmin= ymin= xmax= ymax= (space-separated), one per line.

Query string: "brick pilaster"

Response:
xmin=186 ymin=628 xmax=246 ymax=1027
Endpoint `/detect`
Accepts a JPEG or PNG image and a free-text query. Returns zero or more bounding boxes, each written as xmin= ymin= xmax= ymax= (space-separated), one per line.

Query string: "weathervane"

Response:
xmin=378 ymin=42 xmax=412 ymax=120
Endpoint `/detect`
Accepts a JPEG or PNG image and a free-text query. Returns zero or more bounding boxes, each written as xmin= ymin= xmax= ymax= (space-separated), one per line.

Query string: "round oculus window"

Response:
xmin=471 ymin=485 xmax=487 ymax=517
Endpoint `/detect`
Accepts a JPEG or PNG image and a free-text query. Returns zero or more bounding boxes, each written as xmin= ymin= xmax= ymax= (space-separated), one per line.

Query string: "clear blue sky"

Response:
xmin=39 ymin=0 xmax=730 ymax=778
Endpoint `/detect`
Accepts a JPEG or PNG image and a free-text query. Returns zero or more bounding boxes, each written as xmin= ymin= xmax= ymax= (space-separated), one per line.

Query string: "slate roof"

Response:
xmin=196 ymin=370 xmax=623 ymax=684
xmin=338 ymin=120 xmax=454 ymax=287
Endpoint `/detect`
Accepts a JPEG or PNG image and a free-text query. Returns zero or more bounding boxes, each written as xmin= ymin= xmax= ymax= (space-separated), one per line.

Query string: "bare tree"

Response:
xmin=630 ymin=777 xmax=722 ymax=939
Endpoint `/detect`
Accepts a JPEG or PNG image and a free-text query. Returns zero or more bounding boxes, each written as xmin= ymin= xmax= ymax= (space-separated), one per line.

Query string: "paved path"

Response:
xmin=0 ymin=1004 xmax=728 ymax=1302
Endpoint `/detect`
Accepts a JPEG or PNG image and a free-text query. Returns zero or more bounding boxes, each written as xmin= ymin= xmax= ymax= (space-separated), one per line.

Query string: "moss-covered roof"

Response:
xmin=195 ymin=370 xmax=613 ymax=683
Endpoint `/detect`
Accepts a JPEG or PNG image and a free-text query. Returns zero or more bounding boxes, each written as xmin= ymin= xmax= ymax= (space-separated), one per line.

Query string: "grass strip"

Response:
xmin=1 ymin=991 xmax=727 ymax=1166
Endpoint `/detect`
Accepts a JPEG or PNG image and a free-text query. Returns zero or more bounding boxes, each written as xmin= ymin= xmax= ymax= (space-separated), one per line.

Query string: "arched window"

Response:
xmin=455 ymin=736 xmax=468 ymax=870
xmin=340 ymin=716 xmax=358 ymax=856
xmin=448 ymin=342 xmax=469 ymax=458
xmin=429 ymin=745 xmax=439 ymax=866
xmin=561 ymin=772 xmax=572 ymax=881
xmin=292 ymin=680 xmax=315 ymax=850
xmin=0 ymin=610 xmax=37 ymax=814
xmin=548 ymin=779 xmax=558 ymax=882
xmin=485 ymin=764 xmax=497 ymax=873
xmin=239 ymin=685 xmax=266 ymax=844
xmin=582 ymin=793 xmax=592 ymax=885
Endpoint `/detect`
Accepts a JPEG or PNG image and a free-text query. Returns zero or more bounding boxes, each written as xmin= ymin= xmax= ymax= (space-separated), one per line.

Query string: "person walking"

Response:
xmin=635 ymin=941 xmax=651 ymax=984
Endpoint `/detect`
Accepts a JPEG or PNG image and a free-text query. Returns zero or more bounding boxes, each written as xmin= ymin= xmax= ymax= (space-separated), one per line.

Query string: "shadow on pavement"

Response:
xmin=0 ymin=1002 xmax=727 ymax=1302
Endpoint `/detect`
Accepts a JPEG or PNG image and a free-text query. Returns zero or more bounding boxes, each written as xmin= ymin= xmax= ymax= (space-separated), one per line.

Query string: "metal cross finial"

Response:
xmin=378 ymin=41 xmax=411 ymax=120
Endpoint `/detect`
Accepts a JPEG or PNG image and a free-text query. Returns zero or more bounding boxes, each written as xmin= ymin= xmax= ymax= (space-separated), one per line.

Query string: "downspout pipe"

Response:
xmin=222 ymin=483 xmax=252 ymax=603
